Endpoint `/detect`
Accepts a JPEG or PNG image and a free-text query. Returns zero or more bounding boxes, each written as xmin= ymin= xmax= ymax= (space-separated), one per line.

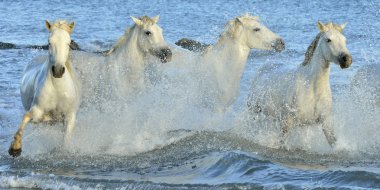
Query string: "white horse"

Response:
xmin=102 ymin=15 xmax=172 ymax=98
xmin=9 ymin=20 xmax=80 ymax=157
xmin=198 ymin=14 xmax=285 ymax=111
xmin=247 ymin=21 xmax=352 ymax=146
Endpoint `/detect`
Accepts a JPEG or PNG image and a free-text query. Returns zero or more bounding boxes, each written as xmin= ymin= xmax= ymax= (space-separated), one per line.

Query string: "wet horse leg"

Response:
xmin=9 ymin=112 xmax=31 ymax=157
xmin=279 ymin=116 xmax=294 ymax=148
xmin=319 ymin=116 xmax=336 ymax=147
xmin=322 ymin=128 xmax=336 ymax=147
xmin=63 ymin=112 xmax=76 ymax=149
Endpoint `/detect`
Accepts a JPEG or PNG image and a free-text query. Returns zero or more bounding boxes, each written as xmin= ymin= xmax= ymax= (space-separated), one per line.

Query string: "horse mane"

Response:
xmin=104 ymin=26 xmax=134 ymax=56
xmin=65 ymin=56 xmax=74 ymax=79
xmin=51 ymin=20 xmax=73 ymax=33
xmin=302 ymin=33 xmax=322 ymax=66
xmin=105 ymin=16 xmax=156 ymax=56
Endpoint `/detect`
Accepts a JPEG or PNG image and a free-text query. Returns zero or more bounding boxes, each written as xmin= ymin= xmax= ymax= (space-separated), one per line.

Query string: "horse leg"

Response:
xmin=280 ymin=123 xmax=289 ymax=145
xmin=63 ymin=112 xmax=76 ymax=149
xmin=9 ymin=112 xmax=31 ymax=157
xmin=322 ymin=119 xmax=336 ymax=147
xmin=318 ymin=116 xmax=336 ymax=147
xmin=322 ymin=128 xmax=336 ymax=147
xmin=279 ymin=116 xmax=293 ymax=148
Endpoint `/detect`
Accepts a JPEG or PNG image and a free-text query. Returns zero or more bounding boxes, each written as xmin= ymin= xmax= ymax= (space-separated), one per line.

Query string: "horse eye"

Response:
xmin=145 ymin=31 xmax=152 ymax=36
xmin=253 ymin=28 xmax=261 ymax=32
xmin=326 ymin=38 xmax=332 ymax=43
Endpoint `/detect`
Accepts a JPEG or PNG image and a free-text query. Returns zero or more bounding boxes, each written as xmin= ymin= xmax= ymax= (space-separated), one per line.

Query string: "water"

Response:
xmin=0 ymin=0 xmax=379 ymax=189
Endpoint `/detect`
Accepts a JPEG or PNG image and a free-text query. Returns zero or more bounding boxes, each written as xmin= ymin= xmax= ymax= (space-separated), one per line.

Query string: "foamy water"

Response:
xmin=0 ymin=0 xmax=379 ymax=189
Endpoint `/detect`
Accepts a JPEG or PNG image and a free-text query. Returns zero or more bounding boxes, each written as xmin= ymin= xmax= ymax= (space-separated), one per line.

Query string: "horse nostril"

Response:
xmin=338 ymin=53 xmax=352 ymax=69
xmin=339 ymin=53 xmax=351 ymax=62
xmin=159 ymin=48 xmax=172 ymax=63
xmin=277 ymin=39 xmax=285 ymax=45
xmin=342 ymin=55 xmax=348 ymax=62
xmin=162 ymin=48 xmax=172 ymax=57
xmin=274 ymin=38 xmax=285 ymax=52
xmin=52 ymin=65 xmax=65 ymax=78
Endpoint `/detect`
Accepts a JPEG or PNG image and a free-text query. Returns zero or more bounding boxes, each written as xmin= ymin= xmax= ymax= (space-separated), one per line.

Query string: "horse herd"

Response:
xmin=8 ymin=14 xmax=353 ymax=157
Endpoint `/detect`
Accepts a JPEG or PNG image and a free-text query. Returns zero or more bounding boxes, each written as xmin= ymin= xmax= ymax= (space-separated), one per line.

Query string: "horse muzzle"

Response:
xmin=151 ymin=48 xmax=172 ymax=63
xmin=272 ymin=38 xmax=285 ymax=52
xmin=338 ymin=53 xmax=352 ymax=69
xmin=52 ymin=65 xmax=65 ymax=78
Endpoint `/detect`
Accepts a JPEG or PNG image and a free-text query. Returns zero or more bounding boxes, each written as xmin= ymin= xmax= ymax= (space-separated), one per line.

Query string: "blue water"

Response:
xmin=0 ymin=0 xmax=380 ymax=189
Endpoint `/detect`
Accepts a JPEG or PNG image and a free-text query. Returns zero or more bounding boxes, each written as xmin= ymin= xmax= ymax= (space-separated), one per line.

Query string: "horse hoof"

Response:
xmin=8 ymin=147 xmax=22 ymax=157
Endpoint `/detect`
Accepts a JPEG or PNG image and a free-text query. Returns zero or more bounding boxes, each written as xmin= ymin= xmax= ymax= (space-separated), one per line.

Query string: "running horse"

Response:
xmin=9 ymin=20 xmax=80 ymax=157
xmin=247 ymin=21 xmax=352 ymax=146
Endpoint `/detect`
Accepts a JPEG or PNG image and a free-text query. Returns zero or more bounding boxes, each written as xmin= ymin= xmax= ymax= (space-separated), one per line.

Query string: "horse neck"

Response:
xmin=109 ymin=29 xmax=145 ymax=67
xmin=299 ymin=46 xmax=331 ymax=91
xmin=209 ymin=35 xmax=250 ymax=81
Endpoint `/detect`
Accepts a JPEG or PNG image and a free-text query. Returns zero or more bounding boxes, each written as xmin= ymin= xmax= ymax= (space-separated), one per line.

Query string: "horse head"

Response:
xmin=45 ymin=20 xmax=75 ymax=78
xmin=131 ymin=15 xmax=172 ymax=63
xmin=316 ymin=21 xmax=352 ymax=69
xmin=224 ymin=14 xmax=285 ymax=52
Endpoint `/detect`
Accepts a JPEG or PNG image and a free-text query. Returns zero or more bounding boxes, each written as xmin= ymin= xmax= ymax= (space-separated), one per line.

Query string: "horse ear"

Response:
xmin=68 ymin=22 xmax=75 ymax=33
xmin=45 ymin=20 xmax=51 ymax=31
xmin=131 ymin=16 xmax=143 ymax=27
xmin=317 ymin=21 xmax=326 ymax=32
xmin=252 ymin=16 xmax=260 ymax=21
xmin=233 ymin=18 xmax=243 ymax=37
xmin=152 ymin=15 xmax=160 ymax=24
xmin=235 ymin=17 xmax=243 ymax=25
xmin=339 ymin=22 xmax=347 ymax=32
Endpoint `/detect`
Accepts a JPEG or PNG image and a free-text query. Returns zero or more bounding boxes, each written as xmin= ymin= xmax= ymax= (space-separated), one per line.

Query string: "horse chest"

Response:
xmin=38 ymin=78 xmax=77 ymax=112
xmin=295 ymin=85 xmax=331 ymax=119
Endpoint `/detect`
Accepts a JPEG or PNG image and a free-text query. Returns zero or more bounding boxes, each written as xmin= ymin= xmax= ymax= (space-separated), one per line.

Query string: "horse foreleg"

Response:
xmin=279 ymin=116 xmax=293 ymax=148
xmin=322 ymin=128 xmax=336 ymax=147
xmin=318 ymin=116 xmax=336 ymax=147
xmin=63 ymin=112 xmax=76 ymax=149
xmin=9 ymin=112 xmax=31 ymax=157
xmin=280 ymin=123 xmax=289 ymax=145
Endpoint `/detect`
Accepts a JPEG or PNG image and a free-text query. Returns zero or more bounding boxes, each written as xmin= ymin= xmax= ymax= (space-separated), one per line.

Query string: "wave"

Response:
xmin=1 ymin=146 xmax=379 ymax=189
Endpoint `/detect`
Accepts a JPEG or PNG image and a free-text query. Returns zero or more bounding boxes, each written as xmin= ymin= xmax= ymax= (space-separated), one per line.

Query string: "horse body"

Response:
xmin=248 ymin=22 xmax=352 ymax=146
xmin=21 ymin=58 xmax=79 ymax=120
xmin=199 ymin=14 xmax=285 ymax=111
xmin=255 ymin=59 xmax=332 ymax=123
xmin=9 ymin=20 xmax=79 ymax=157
